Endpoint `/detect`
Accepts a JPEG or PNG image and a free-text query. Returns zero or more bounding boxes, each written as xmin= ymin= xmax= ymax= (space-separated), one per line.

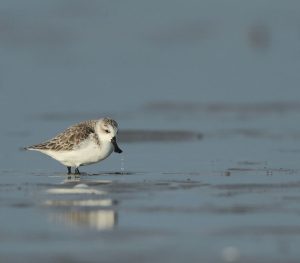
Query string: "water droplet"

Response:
xmin=120 ymin=155 xmax=125 ymax=174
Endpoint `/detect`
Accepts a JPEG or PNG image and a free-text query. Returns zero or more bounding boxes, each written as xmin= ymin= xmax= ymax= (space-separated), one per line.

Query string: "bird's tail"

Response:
xmin=21 ymin=146 xmax=35 ymax=151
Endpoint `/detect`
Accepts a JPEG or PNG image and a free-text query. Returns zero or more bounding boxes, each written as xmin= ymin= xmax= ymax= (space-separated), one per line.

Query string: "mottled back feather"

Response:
xmin=27 ymin=120 xmax=98 ymax=151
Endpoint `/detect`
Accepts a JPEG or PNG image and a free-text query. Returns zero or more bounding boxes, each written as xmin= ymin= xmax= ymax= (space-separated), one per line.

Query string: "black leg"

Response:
xmin=75 ymin=167 xmax=80 ymax=175
xmin=67 ymin=166 xmax=71 ymax=174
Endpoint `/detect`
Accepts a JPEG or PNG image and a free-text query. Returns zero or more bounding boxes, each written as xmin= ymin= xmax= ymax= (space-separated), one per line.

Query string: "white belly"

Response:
xmin=41 ymin=141 xmax=113 ymax=167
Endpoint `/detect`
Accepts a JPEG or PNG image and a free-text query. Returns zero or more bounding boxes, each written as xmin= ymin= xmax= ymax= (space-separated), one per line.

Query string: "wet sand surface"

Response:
xmin=1 ymin=1 xmax=300 ymax=262
xmin=2 ymin=101 xmax=300 ymax=263
xmin=2 ymin=167 xmax=300 ymax=263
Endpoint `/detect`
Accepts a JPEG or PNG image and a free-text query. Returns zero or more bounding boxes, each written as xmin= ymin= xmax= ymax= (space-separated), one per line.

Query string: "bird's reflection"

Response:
xmin=49 ymin=209 xmax=117 ymax=230
xmin=44 ymin=199 xmax=114 ymax=207
xmin=45 ymin=180 xmax=118 ymax=230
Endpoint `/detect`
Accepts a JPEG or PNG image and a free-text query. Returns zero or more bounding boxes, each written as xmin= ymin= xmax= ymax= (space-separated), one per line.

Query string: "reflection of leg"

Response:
xmin=75 ymin=167 xmax=80 ymax=175
xmin=67 ymin=166 xmax=71 ymax=174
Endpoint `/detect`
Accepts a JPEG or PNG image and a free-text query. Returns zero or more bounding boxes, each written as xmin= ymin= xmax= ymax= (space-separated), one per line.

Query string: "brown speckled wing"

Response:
xmin=28 ymin=120 xmax=97 ymax=151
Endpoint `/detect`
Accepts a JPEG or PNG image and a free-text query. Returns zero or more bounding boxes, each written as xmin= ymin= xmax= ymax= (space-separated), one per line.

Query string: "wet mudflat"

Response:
xmin=2 ymin=167 xmax=300 ymax=263
xmin=1 ymin=0 xmax=300 ymax=262
xmin=1 ymin=101 xmax=300 ymax=263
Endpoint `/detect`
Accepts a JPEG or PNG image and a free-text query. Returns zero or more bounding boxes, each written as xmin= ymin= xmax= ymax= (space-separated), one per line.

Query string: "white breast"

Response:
xmin=43 ymin=139 xmax=113 ymax=167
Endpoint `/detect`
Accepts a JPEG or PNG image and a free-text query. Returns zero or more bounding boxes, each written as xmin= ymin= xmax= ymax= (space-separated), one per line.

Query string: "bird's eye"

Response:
xmin=105 ymin=129 xmax=110 ymax=133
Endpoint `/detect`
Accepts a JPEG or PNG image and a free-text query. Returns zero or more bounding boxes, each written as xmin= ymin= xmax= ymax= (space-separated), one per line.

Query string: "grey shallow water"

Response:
xmin=1 ymin=0 xmax=300 ymax=262
xmin=2 ymin=166 xmax=300 ymax=263
xmin=2 ymin=107 xmax=300 ymax=263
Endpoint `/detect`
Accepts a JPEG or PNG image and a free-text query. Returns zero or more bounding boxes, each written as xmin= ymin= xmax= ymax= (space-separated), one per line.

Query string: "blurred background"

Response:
xmin=1 ymin=0 xmax=300 ymax=171
xmin=1 ymin=1 xmax=300 ymax=262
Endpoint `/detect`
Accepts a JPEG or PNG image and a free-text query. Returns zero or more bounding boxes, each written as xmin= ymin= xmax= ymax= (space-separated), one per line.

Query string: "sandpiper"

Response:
xmin=25 ymin=118 xmax=123 ymax=175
